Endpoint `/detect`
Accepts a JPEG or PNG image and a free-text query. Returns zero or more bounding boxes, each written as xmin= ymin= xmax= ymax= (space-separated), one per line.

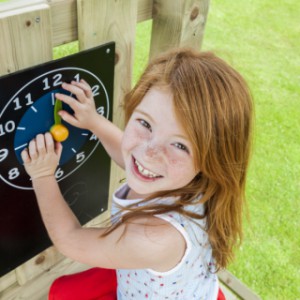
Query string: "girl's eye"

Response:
xmin=138 ymin=119 xmax=152 ymax=132
xmin=173 ymin=142 xmax=189 ymax=153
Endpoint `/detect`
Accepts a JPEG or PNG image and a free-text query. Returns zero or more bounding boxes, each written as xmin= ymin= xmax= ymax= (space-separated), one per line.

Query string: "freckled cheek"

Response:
xmin=122 ymin=125 xmax=149 ymax=152
xmin=166 ymin=151 xmax=197 ymax=176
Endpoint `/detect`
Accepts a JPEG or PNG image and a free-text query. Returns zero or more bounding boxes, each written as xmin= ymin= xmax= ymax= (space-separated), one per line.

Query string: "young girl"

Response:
xmin=21 ymin=48 xmax=253 ymax=300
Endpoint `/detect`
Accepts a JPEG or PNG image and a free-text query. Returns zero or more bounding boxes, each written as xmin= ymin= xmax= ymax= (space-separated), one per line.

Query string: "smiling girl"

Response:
xmin=21 ymin=48 xmax=253 ymax=299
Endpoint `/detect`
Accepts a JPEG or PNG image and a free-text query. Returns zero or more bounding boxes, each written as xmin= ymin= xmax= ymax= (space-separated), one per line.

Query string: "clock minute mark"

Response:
xmin=71 ymin=148 xmax=77 ymax=153
xmin=31 ymin=106 xmax=38 ymax=113
xmin=17 ymin=127 xmax=26 ymax=130
xmin=81 ymin=133 xmax=88 ymax=136
xmin=15 ymin=143 xmax=28 ymax=151
xmin=51 ymin=93 xmax=55 ymax=105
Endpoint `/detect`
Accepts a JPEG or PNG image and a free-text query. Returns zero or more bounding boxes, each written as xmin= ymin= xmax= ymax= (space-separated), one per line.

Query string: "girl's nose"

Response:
xmin=145 ymin=140 xmax=165 ymax=159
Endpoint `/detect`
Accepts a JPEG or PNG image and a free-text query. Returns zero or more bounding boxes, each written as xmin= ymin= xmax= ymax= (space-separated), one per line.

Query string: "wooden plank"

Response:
xmin=219 ymin=269 xmax=262 ymax=300
xmin=1 ymin=257 xmax=88 ymax=300
xmin=149 ymin=0 xmax=210 ymax=58
xmin=136 ymin=0 xmax=153 ymax=22
xmin=50 ymin=0 xmax=78 ymax=46
xmin=0 ymin=270 xmax=17 ymax=294
xmin=15 ymin=248 xmax=64 ymax=286
xmin=77 ymin=0 xmax=138 ymax=196
xmin=0 ymin=0 xmax=54 ymax=290
xmin=0 ymin=0 xmax=46 ymax=12
xmin=0 ymin=1 xmax=52 ymax=75
xmin=49 ymin=0 xmax=153 ymax=47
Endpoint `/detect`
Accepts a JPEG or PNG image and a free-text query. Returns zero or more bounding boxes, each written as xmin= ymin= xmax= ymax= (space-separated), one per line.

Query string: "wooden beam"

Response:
xmin=149 ymin=0 xmax=210 ymax=58
xmin=0 ymin=0 xmax=153 ymax=48
xmin=77 ymin=0 xmax=138 ymax=197
xmin=0 ymin=0 xmax=52 ymax=75
xmin=218 ymin=270 xmax=262 ymax=300
xmin=50 ymin=0 xmax=153 ymax=46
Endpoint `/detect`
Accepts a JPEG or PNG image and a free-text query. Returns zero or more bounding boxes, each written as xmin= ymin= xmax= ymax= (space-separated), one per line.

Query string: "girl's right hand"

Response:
xmin=55 ymin=79 xmax=99 ymax=131
xmin=21 ymin=133 xmax=62 ymax=180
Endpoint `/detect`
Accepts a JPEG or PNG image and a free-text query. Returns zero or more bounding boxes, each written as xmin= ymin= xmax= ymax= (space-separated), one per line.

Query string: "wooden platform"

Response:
xmin=1 ymin=251 xmax=261 ymax=300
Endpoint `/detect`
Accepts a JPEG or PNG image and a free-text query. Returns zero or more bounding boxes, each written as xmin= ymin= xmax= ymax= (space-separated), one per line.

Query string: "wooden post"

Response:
xmin=149 ymin=0 xmax=210 ymax=58
xmin=77 ymin=0 xmax=138 ymax=199
xmin=0 ymin=0 xmax=57 ymax=291
xmin=0 ymin=0 xmax=52 ymax=76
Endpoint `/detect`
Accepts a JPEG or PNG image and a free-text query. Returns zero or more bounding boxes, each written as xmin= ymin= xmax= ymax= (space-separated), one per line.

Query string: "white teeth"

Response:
xmin=134 ymin=159 xmax=160 ymax=178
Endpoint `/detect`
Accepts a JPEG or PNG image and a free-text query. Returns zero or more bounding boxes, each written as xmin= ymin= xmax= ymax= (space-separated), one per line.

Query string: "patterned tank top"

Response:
xmin=112 ymin=184 xmax=219 ymax=300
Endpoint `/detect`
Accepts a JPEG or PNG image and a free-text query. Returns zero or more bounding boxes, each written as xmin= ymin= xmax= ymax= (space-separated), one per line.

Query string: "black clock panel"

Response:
xmin=0 ymin=42 xmax=115 ymax=276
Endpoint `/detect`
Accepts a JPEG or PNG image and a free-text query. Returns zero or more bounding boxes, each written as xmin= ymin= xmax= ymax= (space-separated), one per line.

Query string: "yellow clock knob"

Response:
xmin=50 ymin=98 xmax=69 ymax=142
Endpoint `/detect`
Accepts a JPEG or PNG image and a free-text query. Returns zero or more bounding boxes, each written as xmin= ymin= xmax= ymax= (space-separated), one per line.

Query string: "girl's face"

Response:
xmin=122 ymin=86 xmax=199 ymax=197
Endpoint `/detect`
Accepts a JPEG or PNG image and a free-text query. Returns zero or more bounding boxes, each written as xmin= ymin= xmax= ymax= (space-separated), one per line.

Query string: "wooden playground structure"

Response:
xmin=0 ymin=0 xmax=261 ymax=299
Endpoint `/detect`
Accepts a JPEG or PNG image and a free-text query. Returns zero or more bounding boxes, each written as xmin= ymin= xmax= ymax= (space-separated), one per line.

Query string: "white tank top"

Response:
xmin=112 ymin=184 xmax=219 ymax=300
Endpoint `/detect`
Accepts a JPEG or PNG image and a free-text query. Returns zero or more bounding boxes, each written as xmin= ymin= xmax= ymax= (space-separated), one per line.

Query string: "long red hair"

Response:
xmin=105 ymin=48 xmax=253 ymax=270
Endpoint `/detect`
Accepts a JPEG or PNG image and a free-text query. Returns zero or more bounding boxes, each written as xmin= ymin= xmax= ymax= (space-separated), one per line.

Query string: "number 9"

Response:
xmin=0 ymin=149 xmax=9 ymax=162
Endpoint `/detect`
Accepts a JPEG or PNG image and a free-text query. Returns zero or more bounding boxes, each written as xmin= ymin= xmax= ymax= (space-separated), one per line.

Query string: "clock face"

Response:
xmin=0 ymin=67 xmax=109 ymax=190
xmin=0 ymin=42 xmax=115 ymax=276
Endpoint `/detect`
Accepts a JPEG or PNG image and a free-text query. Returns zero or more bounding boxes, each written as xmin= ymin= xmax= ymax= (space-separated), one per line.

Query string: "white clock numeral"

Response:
xmin=76 ymin=152 xmax=85 ymax=163
xmin=89 ymin=134 xmax=97 ymax=141
xmin=25 ymin=93 xmax=34 ymax=106
xmin=96 ymin=106 xmax=105 ymax=115
xmin=13 ymin=93 xmax=33 ymax=110
xmin=42 ymin=77 xmax=50 ymax=90
xmin=55 ymin=167 xmax=64 ymax=179
xmin=13 ymin=97 xmax=22 ymax=110
xmin=8 ymin=167 xmax=20 ymax=180
xmin=92 ymin=85 xmax=100 ymax=97
xmin=0 ymin=120 xmax=15 ymax=136
xmin=42 ymin=73 xmax=63 ymax=90
xmin=53 ymin=73 xmax=63 ymax=87
xmin=0 ymin=148 xmax=9 ymax=162
xmin=74 ymin=73 xmax=80 ymax=82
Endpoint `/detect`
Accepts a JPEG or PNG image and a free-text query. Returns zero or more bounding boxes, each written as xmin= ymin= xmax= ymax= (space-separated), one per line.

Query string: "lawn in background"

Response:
xmin=202 ymin=0 xmax=299 ymax=299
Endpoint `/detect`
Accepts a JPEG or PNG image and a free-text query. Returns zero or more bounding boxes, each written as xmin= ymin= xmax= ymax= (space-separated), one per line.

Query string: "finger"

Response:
xmin=58 ymin=110 xmax=82 ymax=128
xmin=21 ymin=148 xmax=31 ymax=164
xmin=55 ymin=93 xmax=79 ymax=108
xmin=55 ymin=142 xmax=63 ymax=157
xmin=72 ymin=80 xmax=93 ymax=98
xmin=36 ymin=134 xmax=46 ymax=156
xmin=44 ymin=132 xmax=55 ymax=153
xmin=28 ymin=139 xmax=38 ymax=159
xmin=61 ymin=82 xmax=89 ymax=103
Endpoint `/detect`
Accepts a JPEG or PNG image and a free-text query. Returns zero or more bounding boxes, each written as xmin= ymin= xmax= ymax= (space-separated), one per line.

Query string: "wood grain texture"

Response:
xmin=0 ymin=2 xmax=52 ymax=75
xmin=150 ymin=0 xmax=210 ymax=58
xmin=77 ymin=0 xmax=138 ymax=196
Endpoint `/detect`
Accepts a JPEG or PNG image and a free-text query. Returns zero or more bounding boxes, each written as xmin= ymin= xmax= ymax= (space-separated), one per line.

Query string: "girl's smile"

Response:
xmin=132 ymin=156 xmax=163 ymax=180
xmin=121 ymin=86 xmax=198 ymax=197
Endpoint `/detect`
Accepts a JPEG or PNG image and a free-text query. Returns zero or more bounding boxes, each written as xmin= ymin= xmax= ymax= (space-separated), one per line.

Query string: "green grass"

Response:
xmin=201 ymin=0 xmax=300 ymax=299
xmin=1 ymin=0 xmax=299 ymax=298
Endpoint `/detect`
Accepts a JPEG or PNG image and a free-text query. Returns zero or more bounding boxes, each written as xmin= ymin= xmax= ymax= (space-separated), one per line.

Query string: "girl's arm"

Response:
xmin=56 ymin=80 xmax=124 ymax=169
xmin=21 ymin=133 xmax=185 ymax=271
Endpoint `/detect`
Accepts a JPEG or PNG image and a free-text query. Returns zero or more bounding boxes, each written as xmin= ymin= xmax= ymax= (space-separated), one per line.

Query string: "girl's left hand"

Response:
xmin=21 ymin=132 xmax=63 ymax=180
